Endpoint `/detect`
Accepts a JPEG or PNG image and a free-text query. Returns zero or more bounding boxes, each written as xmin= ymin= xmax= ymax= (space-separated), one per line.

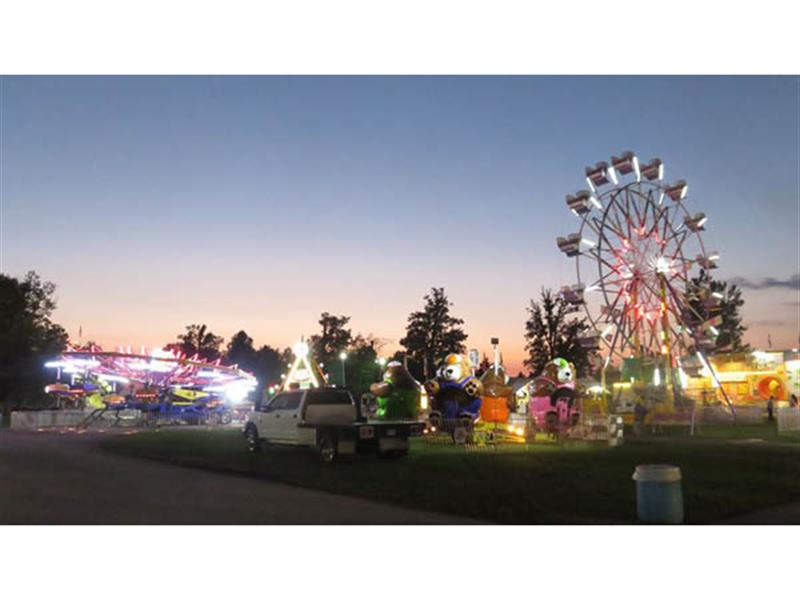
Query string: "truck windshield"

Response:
xmin=306 ymin=389 xmax=353 ymax=406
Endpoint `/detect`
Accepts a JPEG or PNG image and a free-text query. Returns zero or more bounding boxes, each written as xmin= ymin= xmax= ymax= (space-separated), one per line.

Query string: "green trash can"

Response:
xmin=633 ymin=465 xmax=684 ymax=524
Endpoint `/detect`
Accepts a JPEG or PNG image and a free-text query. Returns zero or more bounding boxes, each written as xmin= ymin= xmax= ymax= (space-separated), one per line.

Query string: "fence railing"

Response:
xmin=777 ymin=407 xmax=800 ymax=434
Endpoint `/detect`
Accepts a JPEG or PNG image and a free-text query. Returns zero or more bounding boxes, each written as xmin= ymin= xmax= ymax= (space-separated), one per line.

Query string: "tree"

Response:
xmin=0 ymin=271 xmax=69 ymax=413
xmin=477 ymin=353 xmax=491 ymax=376
xmin=309 ymin=312 xmax=353 ymax=368
xmin=0 ymin=271 xmax=67 ymax=362
xmin=252 ymin=345 xmax=287 ymax=387
xmin=174 ymin=324 xmax=224 ymax=360
xmin=400 ymin=287 xmax=468 ymax=380
xmin=341 ymin=336 xmax=380 ymax=398
xmin=225 ymin=330 xmax=257 ymax=370
xmin=523 ymin=288 xmax=594 ymax=377
xmin=689 ymin=269 xmax=749 ymax=353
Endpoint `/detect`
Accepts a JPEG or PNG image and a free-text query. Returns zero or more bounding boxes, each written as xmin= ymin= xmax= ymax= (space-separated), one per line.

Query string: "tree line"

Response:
xmin=1 ymin=270 xmax=748 ymax=415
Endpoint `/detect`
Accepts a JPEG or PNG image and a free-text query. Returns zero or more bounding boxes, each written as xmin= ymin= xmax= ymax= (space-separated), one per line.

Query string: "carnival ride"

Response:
xmin=44 ymin=346 xmax=258 ymax=425
xmin=280 ymin=338 xmax=327 ymax=392
xmin=556 ymin=151 xmax=732 ymax=412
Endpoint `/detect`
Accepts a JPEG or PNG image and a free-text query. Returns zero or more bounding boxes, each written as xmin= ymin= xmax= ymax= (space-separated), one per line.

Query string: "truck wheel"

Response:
xmin=245 ymin=426 xmax=261 ymax=453
xmin=319 ymin=434 xmax=337 ymax=464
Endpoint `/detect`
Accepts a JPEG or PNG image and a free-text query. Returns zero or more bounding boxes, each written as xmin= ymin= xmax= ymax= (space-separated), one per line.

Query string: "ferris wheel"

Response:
xmin=555 ymin=152 xmax=723 ymax=376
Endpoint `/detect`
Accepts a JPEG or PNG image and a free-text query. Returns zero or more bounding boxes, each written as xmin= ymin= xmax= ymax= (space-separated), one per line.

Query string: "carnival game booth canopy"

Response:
xmin=45 ymin=346 xmax=258 ymax=405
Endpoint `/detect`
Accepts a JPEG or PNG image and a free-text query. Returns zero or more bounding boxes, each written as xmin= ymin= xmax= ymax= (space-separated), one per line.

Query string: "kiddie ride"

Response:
xmin=44 ymin=346 xmax=258 ymax=427
xmin=423 ymin=352 xmax=582 ymax=446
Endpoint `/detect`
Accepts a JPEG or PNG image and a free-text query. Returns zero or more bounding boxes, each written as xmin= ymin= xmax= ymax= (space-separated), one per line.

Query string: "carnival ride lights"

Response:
xmin=555 ymin=151 xmax=732 ymax=410
xmin=281 ymin=338 xmax=327 ymax=391
xmin=45 ymin=347 xmax=258 ymax=405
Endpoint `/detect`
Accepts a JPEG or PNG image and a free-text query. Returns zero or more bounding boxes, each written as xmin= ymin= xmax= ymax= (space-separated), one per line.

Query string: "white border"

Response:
xmin=1 ymin=1 xmax=797 ymax=597
xmin=1 ymin=1 xmax=799 ymax=74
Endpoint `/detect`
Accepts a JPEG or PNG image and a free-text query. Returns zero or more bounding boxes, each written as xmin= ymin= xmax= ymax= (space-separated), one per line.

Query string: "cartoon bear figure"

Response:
xmin=369 ymin=361 xmax=420 ymax=421
xmin=529 ymin=357 xmax=580 ymax=430
xmin=424 ymin=353 xmax=483 ymax=419
xmin=480 ymin=364 xmax=513 ymax=423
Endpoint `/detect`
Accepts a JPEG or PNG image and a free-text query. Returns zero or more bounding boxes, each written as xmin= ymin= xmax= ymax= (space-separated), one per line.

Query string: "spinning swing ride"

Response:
xmin=556 ymin=151 xmax=730 ymax=409
xmin=44 ymin=346 xmax=258 ymax=418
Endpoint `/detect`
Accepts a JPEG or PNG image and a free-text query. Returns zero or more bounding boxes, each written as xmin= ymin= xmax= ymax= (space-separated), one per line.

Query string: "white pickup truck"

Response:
xmin=244 ymin=387 xmax=424 ymax=463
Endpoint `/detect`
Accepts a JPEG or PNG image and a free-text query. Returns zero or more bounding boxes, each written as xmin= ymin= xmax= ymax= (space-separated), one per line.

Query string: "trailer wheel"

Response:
xmin=245 ymin=425 xmax=261 ymax=453
xmin=319 ymin=434 xmax=337 ymax=464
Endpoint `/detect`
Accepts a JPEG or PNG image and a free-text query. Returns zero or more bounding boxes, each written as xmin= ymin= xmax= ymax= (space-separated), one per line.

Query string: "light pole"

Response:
xmin=339 ymin=352 xmax=348 ymax=387
xmin=375 ymin=356 xmax=387 ymax=382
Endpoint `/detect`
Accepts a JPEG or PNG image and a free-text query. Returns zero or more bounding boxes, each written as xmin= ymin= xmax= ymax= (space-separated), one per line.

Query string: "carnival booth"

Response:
xmin=683 ymin=350 xmax=800 ymax=406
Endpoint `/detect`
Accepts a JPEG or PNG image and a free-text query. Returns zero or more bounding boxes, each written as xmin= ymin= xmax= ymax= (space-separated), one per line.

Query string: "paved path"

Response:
xmin=0 ymin=430 xmax=474 ymax=524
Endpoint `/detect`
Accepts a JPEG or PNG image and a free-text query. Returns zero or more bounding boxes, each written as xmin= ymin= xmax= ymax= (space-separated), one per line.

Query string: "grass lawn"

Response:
xmin=101 ymin=424 xmax=800 ymax=524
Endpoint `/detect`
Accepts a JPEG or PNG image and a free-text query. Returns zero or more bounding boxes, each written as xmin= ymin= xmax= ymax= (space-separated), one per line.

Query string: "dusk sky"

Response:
xmin=1 ymin=76 xmax=798 ymax=372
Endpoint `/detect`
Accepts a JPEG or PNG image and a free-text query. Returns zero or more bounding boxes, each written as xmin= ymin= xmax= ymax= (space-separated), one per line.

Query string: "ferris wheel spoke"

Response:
xmin=587 ymin=267 xmax=626 ymax=291
xmin=605 ymin=284 xmax=630 ymax=321
xmin=600 ymin=217 xmax=628 ymax=244
xmin=607 ymin=204 xmax=629 ymax=240
xmin=646 ymin=194 xmax=667 ymax=238
xmin=592 ymin=250 xmax=626 ymax=275
xmin=663 ymin=227 xmax=690 ymax=256
xmin=578 ymin=213 xmax=603 ymax=237
xmin=616 ymin=192 xmax=634 ymax=241
xmin=626 ymin=187 xmax=644 ymax=230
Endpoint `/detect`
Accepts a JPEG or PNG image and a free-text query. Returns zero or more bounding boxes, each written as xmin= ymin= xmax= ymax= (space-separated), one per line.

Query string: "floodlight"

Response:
xmin=665 ymin=180 xmax=688 ymax=201
xmin=640 ymin=158 xmax=664 ymax=181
